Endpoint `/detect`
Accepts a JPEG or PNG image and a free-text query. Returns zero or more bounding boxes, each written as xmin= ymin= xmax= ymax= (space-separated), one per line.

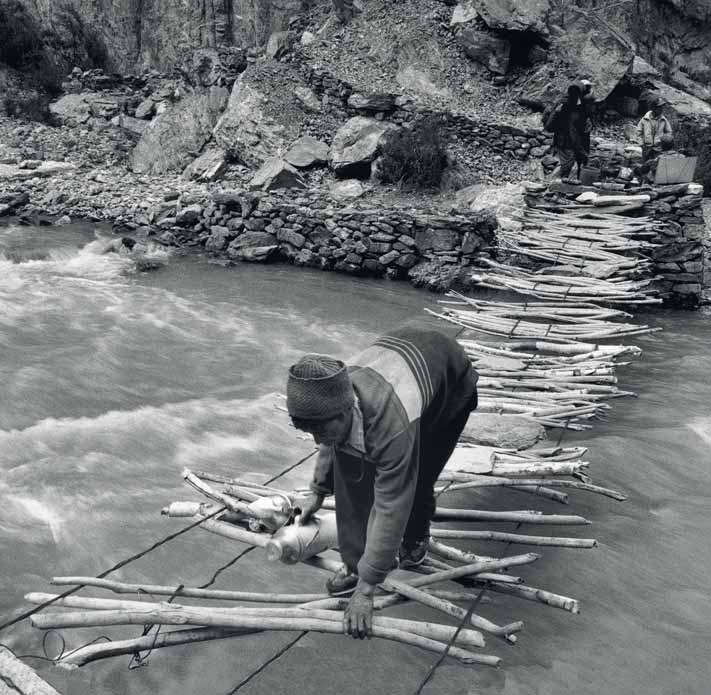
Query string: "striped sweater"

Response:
xmin=310 ymin=323 xmax=477 ymax=585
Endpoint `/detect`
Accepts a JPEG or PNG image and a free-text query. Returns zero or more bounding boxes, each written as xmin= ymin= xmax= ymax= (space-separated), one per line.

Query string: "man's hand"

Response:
xmin=344 ymin=581 xmax=375 ymax=639
xmin=296 ymin=493 xmax=324 ymax=525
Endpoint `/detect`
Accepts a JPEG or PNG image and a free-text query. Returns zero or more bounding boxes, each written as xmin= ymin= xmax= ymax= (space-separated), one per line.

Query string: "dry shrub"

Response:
xmin=378 ymin=115 xmax=449 ymax=189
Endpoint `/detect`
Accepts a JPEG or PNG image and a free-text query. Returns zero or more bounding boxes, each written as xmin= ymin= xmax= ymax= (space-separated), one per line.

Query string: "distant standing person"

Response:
xmin=637 ymin=95 xmax=673 ymax=162
xmin=545 ymin=82 xmax=592 ymax=179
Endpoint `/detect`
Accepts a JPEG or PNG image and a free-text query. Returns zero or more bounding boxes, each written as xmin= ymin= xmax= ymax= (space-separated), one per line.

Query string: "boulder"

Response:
xmin=249 ymin=157 xmax=306 ymax=191
xmin=182 ymin=149 xmax=228 ymax=181
xmin=455 ymin=0 xmax=550 ymax=36
xmin=205 ymin=226 xmax=233 ymax=253
xmin=347 ymin=93 xmax=397 ymax=112
xmin=519 ymin=14 xmax=633 ymax=107
xmin=130 ymin=86 xmax=229 ymax=175
xmin=455 ymin=28 xmax=511 ymax=75
xmin=648 ymin=80 xmax=711 ymax=118
xmin=49 ymin=93 xmax=93 ymax=125
xmin=176 ymin=204 xmax=203 ymax=226
xmin=459 ymin=413 xmax=546 ymax=448
xmin=284 ymin=136 xmax=330 ymax=168
xmin=329 ymin=179 xmax=366 ymax=199
xmin=301 ymin=31 xmax=316 ymax=46
xmin=330 ymin=117 xmax=396 ymax=178
xmin=213 ymin=65 xmax=307 ymax=168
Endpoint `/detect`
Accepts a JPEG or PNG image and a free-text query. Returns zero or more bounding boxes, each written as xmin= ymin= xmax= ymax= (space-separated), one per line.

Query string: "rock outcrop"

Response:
xmin=213 ymin=63 xmax=314 ymax=169
xmin=130 ymin=86 xmax=229 ymax=175
xmin=330 ymin=117 xmax=396 ymax=178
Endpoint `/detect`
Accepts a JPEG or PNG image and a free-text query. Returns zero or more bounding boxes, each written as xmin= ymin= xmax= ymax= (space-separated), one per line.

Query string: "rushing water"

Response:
xmin=0 ymin=221 xmax=709 ymax=695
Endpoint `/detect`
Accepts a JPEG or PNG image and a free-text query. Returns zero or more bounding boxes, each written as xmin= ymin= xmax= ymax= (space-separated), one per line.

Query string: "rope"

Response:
xmin=226 ymin=631 xmax=308 ymax=694
xmin=0 ymin=505 xmax=227 ymax=635
xmin=412 ymin=588 xmax=487 ymax=695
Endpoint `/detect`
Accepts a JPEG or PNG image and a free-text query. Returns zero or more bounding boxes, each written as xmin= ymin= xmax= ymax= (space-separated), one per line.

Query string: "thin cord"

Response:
xmin=0 ymin=505 xmax=227 ymax=635
xmin=226 ymin=631 xmax=308 ymax=694
xmin=412 ymin=588 xmax=487 ymax=695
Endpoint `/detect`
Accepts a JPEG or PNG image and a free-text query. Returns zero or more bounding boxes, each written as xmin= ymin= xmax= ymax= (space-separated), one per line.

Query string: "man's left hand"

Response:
xmin=344 ymin=584 xmax=374 ymax=639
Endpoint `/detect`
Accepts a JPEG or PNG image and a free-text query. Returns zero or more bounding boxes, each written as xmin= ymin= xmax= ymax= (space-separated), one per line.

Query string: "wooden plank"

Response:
xmin=0 ymin=649 xmax=62 ymax=695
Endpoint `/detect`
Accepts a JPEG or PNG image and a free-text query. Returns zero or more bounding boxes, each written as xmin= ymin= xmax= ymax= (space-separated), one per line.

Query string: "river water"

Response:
xmin=0 ymin=221 xmax=709 ymax=695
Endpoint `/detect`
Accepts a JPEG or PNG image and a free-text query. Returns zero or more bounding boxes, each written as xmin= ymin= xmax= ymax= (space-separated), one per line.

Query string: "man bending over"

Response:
xmin=286 ymin=322 xmax=478 ymax=638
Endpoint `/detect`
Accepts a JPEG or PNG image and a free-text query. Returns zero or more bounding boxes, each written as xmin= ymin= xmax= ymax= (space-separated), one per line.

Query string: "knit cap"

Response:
xmin=286 ymin=354 xmax=354 ymax=420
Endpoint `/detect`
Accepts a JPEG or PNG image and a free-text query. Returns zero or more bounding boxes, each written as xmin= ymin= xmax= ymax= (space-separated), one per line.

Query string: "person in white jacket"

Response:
xmin=637 ymin=96 xmax=673 ymax=161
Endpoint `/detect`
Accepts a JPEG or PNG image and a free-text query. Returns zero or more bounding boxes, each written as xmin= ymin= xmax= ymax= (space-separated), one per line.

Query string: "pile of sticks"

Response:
xmin=470 ymin=205 xmax=665 ymax=305
xmin=25 ymin=452 xmax=625 ymax=670
xmin=469 ymin=258 xmax=662 ymax=305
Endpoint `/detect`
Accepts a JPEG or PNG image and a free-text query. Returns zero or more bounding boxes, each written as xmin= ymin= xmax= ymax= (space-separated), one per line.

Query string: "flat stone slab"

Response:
xmin=460 ymin=412 xmax=547 ymax=449
xmin=0 ymin=649 xmax=62 ymax=695
xmin=0 ymin=162 xmax=77 ymax=180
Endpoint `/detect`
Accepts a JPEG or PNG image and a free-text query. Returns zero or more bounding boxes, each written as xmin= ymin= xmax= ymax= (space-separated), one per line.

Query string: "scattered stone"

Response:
xmin=329 ymin=179 xmax=366 ymax=199
xmin=110 ymin=115 xmax=148 ymax=136
xmin=176 ymin=204 xmax=203 ymax=226
xmin=134 ymin=98 xmax=156 ymax=120
xmin=249 ymin=157 xmax=307 ymax=191
xmin=347 ymin=93 xmax=397 ymax=112
xmin=182 ymin=149 xmax=228 ymax=181
xmin=294 ymin=86 xmax=322 ymax=113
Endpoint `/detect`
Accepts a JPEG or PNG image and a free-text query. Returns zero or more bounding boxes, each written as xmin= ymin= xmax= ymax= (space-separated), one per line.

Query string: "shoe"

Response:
xmin=326 ymin=564 xmax=359 ymax=596
xmin=398 ymin=538 xmax=429 ymax=569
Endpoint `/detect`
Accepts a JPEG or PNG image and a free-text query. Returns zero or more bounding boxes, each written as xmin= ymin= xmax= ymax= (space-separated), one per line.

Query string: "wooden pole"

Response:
xmin=30 ymin=608 xmax=499 ymax=666
xmin=50 ymin=577 xmax=328 ymax=603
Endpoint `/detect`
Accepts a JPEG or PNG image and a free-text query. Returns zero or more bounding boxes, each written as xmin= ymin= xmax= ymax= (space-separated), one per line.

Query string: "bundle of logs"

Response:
xmin=26 ymin=455 xmax=625 ymax=670
xmin=471 ymin=204 xmax=665 ymax=305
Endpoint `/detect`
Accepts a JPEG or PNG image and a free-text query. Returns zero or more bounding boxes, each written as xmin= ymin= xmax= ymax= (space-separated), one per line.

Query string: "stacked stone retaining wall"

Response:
xmin=152 ymin=188 xmax=497 ymax=289
xmin=302 ymin=66 xmax=553 ymax=162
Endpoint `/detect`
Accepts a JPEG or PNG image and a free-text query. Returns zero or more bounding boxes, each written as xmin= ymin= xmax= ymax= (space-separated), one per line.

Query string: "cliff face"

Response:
xmin=8 ymin=0 xmax=711 ymax=84
xmin=567 ymin=0 xmax=711 ymax=85
xmin=632 ymin=0 xmax=711 ymax=83
xmin=16 ymin=0 xmax=302 ymax=72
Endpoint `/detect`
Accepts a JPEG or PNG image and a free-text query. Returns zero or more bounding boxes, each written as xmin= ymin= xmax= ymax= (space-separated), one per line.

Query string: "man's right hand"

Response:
xmin=297 ymin=493 xmax=324 ymax=525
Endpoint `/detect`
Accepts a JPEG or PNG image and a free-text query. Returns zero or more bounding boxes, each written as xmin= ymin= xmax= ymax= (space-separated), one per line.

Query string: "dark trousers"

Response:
xmin=334 ymin=387 xmax=478 ymax=573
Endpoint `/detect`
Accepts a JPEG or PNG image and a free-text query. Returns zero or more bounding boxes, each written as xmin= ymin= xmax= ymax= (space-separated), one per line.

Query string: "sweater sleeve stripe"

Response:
xmin=375 ymin=335 xmax=433 ymax=403
xmin=351 ymin=345 xmax=423 ymax=423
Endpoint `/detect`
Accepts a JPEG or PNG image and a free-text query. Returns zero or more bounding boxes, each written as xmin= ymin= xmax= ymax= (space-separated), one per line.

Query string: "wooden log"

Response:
xmin=381 ymin=578 xmax=521 ymax=643
xmin=439 ymin=477 xmax=627 ymax=501
xmin=30 ymin=609 xmax=498 ymax=666
xmin=433 ymin=508 xmax=590 ymax=525
xmin=50 ymin=577 xmax=329 ymax=604
xmin=26 ymin=594 xmax=486 ymax=651
xmin=430 ymin=529 xmax=597 ymax=548
xmin=58 ymin=627 xmax=252 ymax=668
xmin=481 ymin=581 xmax=580 ymax=613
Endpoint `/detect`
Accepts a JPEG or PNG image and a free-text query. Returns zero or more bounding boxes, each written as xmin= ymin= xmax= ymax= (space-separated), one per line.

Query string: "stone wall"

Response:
xmin=150 ymin=187 xmax=497 ymax=289
xmin=302 ymin=65 xmax=554 ymax=163
xmin=524 ymin=181 xmax=706 ymax=307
